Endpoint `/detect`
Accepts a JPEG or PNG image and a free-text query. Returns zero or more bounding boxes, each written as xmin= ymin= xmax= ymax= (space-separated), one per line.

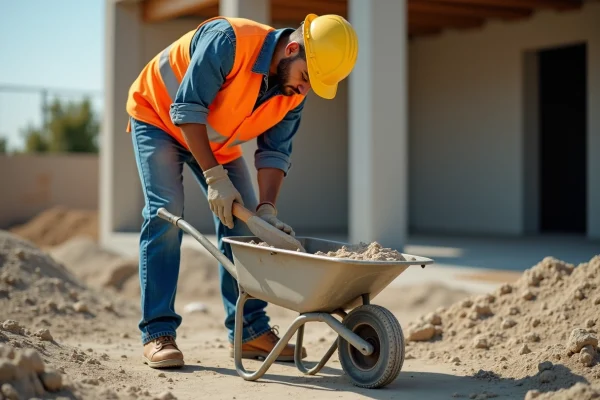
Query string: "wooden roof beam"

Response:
xmin=271 ymin=0 xmax=347 ymax=20
xmin=143 ymin=0 xmax=219 ymax=23
xmin=429 ymin=0 xmax=583 ymax=11
xmin=271 ymin=8 xmax=311 ymax=24
xmin=409 ymin=27 xmax=444 ymax=38
xmin=408 ymin=1 xmax=533 ymax=20
xmin=409 ymin=12 xmax=485 ymax=29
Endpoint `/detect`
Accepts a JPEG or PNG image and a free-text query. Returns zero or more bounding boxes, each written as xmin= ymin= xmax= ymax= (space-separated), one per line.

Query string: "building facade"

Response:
xmin=101 ymin=0 xmax=600 ymax=251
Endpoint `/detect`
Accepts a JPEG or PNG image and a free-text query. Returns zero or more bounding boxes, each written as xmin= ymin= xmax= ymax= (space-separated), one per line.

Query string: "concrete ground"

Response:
xmin=103 ymin=231 xmax=600 ymax=295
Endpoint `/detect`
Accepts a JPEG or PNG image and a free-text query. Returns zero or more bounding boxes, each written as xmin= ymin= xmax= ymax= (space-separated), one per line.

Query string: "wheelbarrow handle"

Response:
xmin=156 ymin=207 xmax=238 ymax=280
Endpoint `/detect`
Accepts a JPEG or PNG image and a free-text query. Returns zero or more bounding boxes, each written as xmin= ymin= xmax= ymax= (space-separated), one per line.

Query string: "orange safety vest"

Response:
xmin=126 ymin=17 xmax=305 ymax=165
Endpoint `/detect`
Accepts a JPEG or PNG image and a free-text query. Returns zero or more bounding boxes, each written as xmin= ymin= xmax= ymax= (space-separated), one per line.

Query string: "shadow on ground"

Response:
xmin=186 ymin=362 xmax=589 ymax=400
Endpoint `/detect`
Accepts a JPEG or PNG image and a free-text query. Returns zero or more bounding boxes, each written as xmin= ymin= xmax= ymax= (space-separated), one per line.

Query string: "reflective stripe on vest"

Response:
xmin=158 ymin=45 xmax=231 ymax=145
xmin=158 ymin=45 xmax=179 ymax=101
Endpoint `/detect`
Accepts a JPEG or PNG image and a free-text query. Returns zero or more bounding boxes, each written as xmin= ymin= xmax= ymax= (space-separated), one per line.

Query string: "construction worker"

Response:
xmin=126 ymin=13 xmax=358 ymax=369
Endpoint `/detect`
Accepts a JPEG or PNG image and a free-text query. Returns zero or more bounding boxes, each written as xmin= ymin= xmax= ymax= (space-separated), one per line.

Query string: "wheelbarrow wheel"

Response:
xmin=338 ymin=304 xmax=405 ymax=389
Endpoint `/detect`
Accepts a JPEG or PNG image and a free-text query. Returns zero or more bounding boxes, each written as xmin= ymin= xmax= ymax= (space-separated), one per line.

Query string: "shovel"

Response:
xmin=232 ymin=202 xmax=306 ymax=252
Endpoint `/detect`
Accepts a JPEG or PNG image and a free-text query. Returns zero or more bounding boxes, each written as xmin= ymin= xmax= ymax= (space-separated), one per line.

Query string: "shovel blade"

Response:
xmin=245 ymin=216 xmax=306 ymax=252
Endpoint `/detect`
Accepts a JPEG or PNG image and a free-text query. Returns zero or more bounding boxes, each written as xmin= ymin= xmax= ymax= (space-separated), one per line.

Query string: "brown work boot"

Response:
xmin=143 ymin=336 xmax=184 ymax=368
xmin=229 ymin=327 xmax=307 ymax=362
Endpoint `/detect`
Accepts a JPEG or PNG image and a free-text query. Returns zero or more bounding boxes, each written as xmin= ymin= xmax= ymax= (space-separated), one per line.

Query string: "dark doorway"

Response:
xmin=538 ymin=43 xmax=587 ymax=233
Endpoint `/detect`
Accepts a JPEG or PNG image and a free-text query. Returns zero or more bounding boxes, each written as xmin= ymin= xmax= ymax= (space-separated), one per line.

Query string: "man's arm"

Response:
xmin=257 ymin=168 xmax=284 ymax=206
xmin=169 ymin=23 xmax=236 ymax=171
xmin=168 ymin=23 xmax=244 ymax=228
xmin=179 ymin=124 xmax=219 ymax=171
xmin=255 ymin=98 xmax=306 ymax=207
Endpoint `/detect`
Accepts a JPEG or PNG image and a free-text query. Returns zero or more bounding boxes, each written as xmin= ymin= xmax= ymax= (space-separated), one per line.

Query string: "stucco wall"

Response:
xmin=408 ymin=2 xmax=600 ymax=238
xmin=0 ymin=154 xmax=98 ymax=228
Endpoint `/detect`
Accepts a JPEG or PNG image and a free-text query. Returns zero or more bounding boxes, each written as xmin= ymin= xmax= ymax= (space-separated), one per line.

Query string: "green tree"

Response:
xmin=22 ymin=97 xmax=100 ymax=153
xmin=0 ymin=137 xmax=7 ymax=154
xmin=23 ymin=125 xmax=49 ymax=152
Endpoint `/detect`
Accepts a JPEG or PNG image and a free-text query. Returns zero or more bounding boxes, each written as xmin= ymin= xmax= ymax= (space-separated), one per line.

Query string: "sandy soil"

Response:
xmin=8 ymin=207 xmax=99 ymax=248
xmin=1 ymin=209 xmax=599 ymax=399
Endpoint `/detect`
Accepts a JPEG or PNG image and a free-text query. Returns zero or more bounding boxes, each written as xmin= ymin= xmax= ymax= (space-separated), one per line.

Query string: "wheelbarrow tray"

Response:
xmin=223 ymin=236 xmax=433 ymax=314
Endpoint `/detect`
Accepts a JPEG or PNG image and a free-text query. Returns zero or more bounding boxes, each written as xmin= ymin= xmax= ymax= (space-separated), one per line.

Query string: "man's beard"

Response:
xmin=276 ymin=55 xmax=302 ymax=96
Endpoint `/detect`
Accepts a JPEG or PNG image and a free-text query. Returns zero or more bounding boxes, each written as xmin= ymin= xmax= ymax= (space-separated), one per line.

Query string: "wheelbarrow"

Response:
xmin=157 ymin=207 xmax=434 ymax=389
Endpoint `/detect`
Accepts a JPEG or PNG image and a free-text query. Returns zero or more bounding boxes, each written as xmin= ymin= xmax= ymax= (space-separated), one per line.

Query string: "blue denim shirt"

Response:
xmin=169 ymin=19 xmax=305 ymax=175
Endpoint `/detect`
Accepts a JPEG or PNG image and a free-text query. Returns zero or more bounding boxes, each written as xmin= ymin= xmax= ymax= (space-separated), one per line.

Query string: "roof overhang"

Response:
xmin=139 ymin=0 xmax=585 ymax=38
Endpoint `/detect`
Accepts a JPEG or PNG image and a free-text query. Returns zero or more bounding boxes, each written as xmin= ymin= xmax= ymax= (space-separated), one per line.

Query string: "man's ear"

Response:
xmin=285 ymin=41 xmax=300 ymax=57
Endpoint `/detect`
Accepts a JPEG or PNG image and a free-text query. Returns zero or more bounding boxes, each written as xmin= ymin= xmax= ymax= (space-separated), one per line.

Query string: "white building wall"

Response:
xmin=0 ymin=155 xmax=98 ymax=228
xmin=274 ymin=87 xmax=349 ymax=234
xmin=408 ymin=2 xmax=600 ymax=238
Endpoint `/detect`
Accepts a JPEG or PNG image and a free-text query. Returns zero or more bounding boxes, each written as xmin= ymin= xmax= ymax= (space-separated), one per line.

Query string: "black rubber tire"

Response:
xmin=338 ymin=304 xmax=405 ymax=389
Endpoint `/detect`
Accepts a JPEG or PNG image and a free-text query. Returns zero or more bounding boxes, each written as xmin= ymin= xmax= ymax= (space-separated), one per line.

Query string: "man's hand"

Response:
xmin=179 ymin=123 xmax=242 ymax=228
xmin=204 ymin=165 xmax=243 ymax=229
xmin=256 ymin=203 xmax=295 ymax=236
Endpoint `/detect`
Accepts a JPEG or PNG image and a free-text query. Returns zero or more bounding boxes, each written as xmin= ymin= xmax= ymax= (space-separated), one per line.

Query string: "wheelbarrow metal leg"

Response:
xmin=234 ymin=290 xmax=309 ymax=381
xmin=295 ymin=325 xmax=338 ymax=376
xmin=233 ymin=291 xmax=374 ymax=381
xmin=320 ymin=314 xmax=374 ymax=356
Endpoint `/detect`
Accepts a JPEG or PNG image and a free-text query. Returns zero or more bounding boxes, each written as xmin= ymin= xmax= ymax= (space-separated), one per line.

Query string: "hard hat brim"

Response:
xmin=310 ymin=77 xmax=338 ymax=100
xmin=303 ymin=14 xmax=338 ymax=100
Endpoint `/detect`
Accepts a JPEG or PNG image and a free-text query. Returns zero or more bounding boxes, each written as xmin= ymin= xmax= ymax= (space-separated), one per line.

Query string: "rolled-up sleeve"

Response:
xmin=255 ymin=98 xmax=306 ymax=175
xmin=170 ymin=25 xmax=236 ymax=126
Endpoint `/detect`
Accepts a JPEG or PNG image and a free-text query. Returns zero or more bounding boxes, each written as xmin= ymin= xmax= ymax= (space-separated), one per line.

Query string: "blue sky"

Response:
xmin=0 ymin=0 xmax=104 ymax=150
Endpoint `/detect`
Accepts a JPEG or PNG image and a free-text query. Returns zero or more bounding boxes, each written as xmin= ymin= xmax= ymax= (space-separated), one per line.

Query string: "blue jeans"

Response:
xmin=130 ymin=117 xmax=271 ymax=345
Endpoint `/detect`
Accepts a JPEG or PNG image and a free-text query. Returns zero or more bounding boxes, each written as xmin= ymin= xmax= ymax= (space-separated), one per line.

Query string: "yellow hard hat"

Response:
xmin=302 ymin=14 xmax=359 ymax=100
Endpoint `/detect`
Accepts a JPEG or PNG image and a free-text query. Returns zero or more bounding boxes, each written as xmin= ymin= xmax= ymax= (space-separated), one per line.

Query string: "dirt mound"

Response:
xmin=525 ymin=382 xmax=600 ymax=399
xmin=251 ymin=239 xmax=408 ymax=261
xmin=381 ymin=282 xmax=471 ymax=314
xmin=405 ymin=255 xmax=600 ymax=398
xmin=0 ymin=230 xmax=137 ymax=339
xmin=118 ymin=245 xmax=219 ymax=303
xmin=0 ymin=230 xmax=179 ymax=398
xmin=0 ymin=329 xmax=177 ymax=400
xmin=49 ymin=236 xmax=138 ymax=291
xmin=315 ymin=241 xmax=408 ymax=261
xmin=9 ymin=206 xmax=98 ymax=247
xmin=0 ymin=341 xmax=67 ymax=399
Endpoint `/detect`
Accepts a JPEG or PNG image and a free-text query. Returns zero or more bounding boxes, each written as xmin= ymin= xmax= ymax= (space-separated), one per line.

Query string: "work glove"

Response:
xmin=204 ymin=165 xmax=243 ymax=229
xmin=256 ymin=203 xmax=295 ymax=236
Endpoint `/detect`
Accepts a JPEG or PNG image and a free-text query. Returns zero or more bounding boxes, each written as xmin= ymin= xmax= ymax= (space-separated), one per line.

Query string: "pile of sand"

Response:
xmin=0 ymin=230 xmax=178 ymax=399
xmin=49 ymin=236 xmax=138 ymax=291
xmin=525 ymin=382 xmax=600 ymax=399
xmin=9 ymin=206 xmax=98 ymax=247
xmin=315 ymin=241 xmax=407 ymax=261
xmin=49 ymin=238 xmax=219 ymax=303
xmin=0 ymin=230 xmax=137 ymax=340
xmin=249 ymin=239 xmax=408 ymax=261
xmin=0 ymin=342 xmax=65 ymax=399
xmin=117 ymin=246 xmax=219 ymax=303
xmin=0 ymin=331 xmax=177 ymax=400
xmin=405 ymin=255 xmax=600 ymax=397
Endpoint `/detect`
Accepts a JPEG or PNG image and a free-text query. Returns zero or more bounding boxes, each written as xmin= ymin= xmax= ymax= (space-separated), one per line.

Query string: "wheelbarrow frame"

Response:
xmin=156 ymin=207 xmax=434 ymax=387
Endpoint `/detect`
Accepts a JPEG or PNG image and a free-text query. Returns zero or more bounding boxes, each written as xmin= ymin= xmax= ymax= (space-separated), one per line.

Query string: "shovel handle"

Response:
xmin=232 ymin=202 xmax=253 ymax=223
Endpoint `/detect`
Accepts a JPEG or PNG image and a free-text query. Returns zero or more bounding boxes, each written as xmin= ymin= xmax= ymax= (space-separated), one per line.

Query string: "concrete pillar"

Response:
xmin=588 ymin=28 xmax=600 ymax=240
xmin=348 ymin=0 xmax=408 ymax=249
xmin=219 ymin=0 xmax=271 ymax=195
xmin=100 ymin=0 xmax=145 ymax=245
